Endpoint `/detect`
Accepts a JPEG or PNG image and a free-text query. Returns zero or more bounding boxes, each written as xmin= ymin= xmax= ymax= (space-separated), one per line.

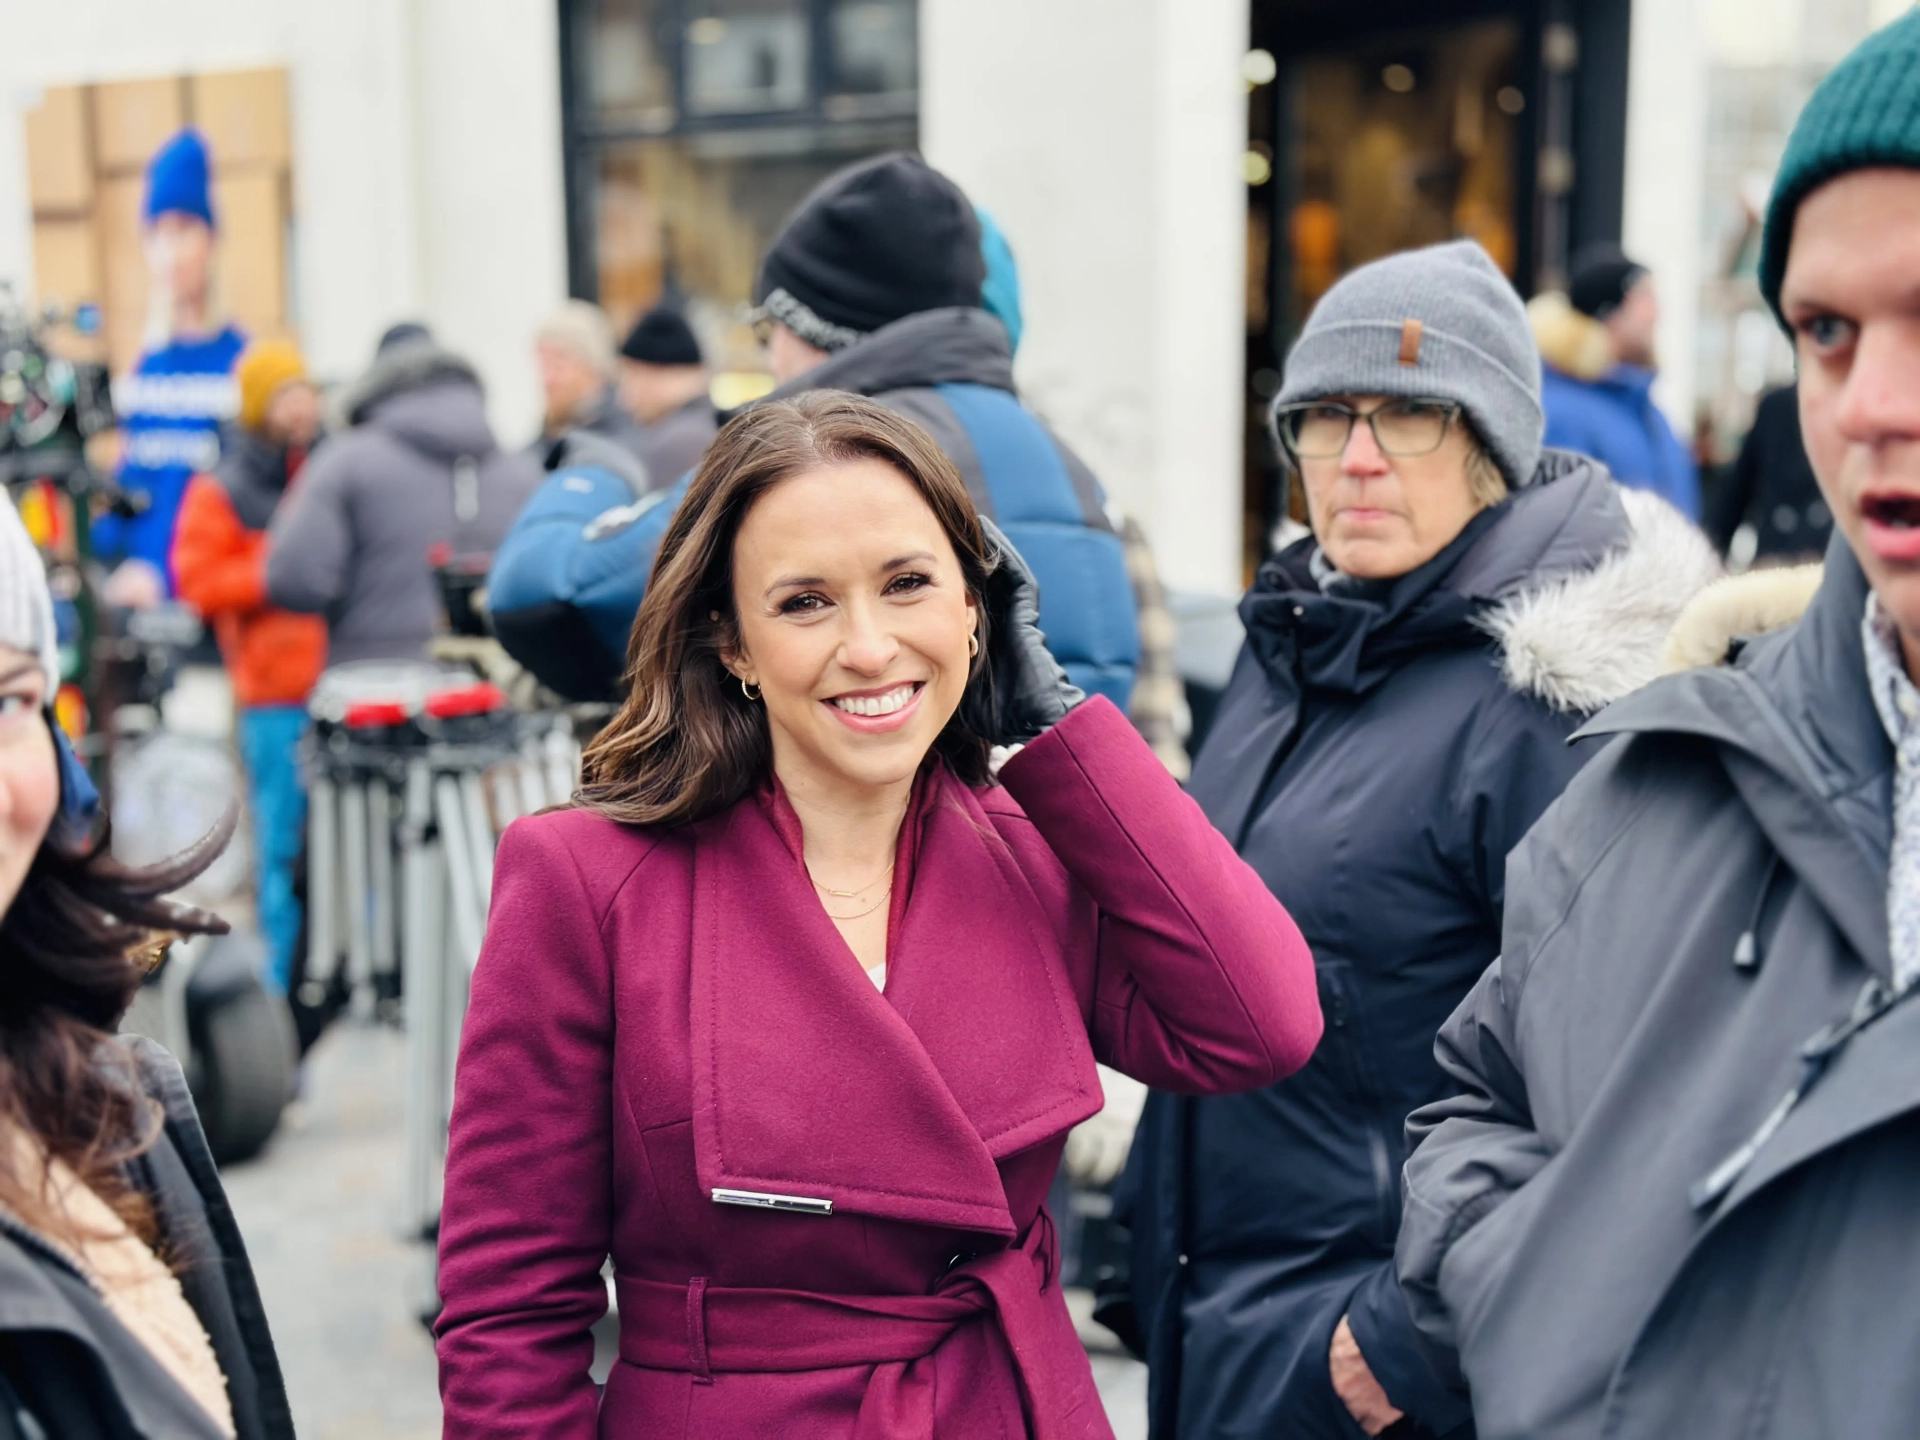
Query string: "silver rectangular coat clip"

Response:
xmin=711 ymin=1188 xmax=834 ymax=1217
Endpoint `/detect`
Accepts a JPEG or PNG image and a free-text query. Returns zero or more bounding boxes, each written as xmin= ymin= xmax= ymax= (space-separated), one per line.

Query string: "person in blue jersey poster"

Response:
xmin=96 ymin=129 xmax=247 ymax=607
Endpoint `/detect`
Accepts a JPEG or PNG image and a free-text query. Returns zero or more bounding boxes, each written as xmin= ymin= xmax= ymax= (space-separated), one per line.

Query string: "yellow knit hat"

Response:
xmin=236 ymin=338 xmax=307 ymax=433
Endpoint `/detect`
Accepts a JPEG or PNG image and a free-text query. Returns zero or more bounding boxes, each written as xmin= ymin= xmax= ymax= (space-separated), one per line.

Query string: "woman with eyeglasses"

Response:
xmin=1114 ymin=241 xmax=1717 ymax=1439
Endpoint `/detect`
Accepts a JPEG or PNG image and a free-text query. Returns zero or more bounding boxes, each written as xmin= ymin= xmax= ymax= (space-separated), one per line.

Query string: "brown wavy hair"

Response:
xmin=578 ymin=391 xmax=999 ymax=827
xmin=0 ymin=794 xmax=233 ymax=1252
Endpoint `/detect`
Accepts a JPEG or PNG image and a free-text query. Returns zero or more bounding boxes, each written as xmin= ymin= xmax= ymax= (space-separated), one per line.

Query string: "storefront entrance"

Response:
xmin=1242 ymin=0 xmax=1630 ymax=574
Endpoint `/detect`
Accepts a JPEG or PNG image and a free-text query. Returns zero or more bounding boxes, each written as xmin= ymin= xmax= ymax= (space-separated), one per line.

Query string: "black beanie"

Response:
xmin=754 ymin=152 xmax=985 ymax=350
xmin=1567 ymin=244 xmax=1649 ymax=320
xmin=621 ymin=306 xmax=704 ymax=366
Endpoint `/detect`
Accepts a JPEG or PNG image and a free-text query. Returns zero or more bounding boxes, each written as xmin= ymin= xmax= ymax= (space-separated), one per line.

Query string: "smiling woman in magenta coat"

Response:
xmin=433 ymin=391 xmax=1321 ymax=1438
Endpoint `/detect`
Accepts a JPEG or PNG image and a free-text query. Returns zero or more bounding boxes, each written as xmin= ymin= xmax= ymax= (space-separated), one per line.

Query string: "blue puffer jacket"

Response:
xmin=1540 ymin=363 xmax=1700 ymax=520
xmin=488 ymin=307 xmax=1139 ymax=705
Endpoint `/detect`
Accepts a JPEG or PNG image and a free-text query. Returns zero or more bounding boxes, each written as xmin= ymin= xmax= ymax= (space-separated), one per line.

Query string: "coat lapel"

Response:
xmin=688 ymin=769 xmax=1101 ymax=1238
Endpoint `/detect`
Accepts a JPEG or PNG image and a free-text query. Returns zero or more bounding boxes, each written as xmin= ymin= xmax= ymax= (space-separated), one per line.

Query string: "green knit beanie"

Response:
xmin=1760 ymin=9 xmax=1920 ymax=323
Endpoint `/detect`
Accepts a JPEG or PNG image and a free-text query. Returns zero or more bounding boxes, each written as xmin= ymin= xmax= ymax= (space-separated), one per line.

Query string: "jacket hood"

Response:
xmin=364 ymin=377 xmax=498 ymax=460
xmin=762 ymin=306 xmax=1015 ymax=402
xmin=1581 ymin=534 xmax=1883 ymax=796
xmin=213 ymin=425 xmax=294 ymax=530
xmin=1249 ymin=450 xmax=1717 ymax=711
xmin=1528 ymin=292 xmax=1615 ymax=383
xmin=1481 ymin=478 xmax=1722 ymax=712
xmin=1659 ymin=564 xmax=1826 ymax=673
xmin=1578 ymin=534 xmax=1893 ymax=968
xmin=340 ymin=339 xmax=483 ymax=427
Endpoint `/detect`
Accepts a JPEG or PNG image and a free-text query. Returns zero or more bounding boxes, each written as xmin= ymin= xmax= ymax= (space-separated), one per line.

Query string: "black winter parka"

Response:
xmin=1116 ymin=454 xmax=1716 ymax=1439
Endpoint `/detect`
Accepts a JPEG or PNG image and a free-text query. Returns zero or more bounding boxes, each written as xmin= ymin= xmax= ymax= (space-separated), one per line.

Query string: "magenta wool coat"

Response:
xmin=435 ymin=697 xmax=1321 ymax=1438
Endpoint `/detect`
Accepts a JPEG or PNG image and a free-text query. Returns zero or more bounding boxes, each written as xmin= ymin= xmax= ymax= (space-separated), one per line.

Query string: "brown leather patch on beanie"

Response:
xmin=1398 ymin=318 xmax=1424 ymax=366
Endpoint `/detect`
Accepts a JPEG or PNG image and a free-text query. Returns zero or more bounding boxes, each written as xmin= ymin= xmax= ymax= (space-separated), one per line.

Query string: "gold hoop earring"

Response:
xmin=968 ymin=631 xmax=979 ymax=658
xmin=741 ymin=677 xmax=762 ymax=702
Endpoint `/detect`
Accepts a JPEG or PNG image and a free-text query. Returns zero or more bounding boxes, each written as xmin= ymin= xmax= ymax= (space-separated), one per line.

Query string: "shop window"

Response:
xmin=826 ymin=1 xmax=917 ymax=104
xmin=562 ymin=0 xmax=916 ymax=394
xmin=685 ymin=0 xmax=811 ymax=116
xmin=581 ymin=0 xmax=676 ymax=129
xmin=592 ymin=136 xmax=878 ymax=373
xmin=1283 ymin=21 xmax=1523 ymax=325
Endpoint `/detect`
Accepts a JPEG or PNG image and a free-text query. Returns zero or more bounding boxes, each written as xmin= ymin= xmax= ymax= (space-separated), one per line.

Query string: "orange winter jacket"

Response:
xmin=173 ymin=466 xmax=326 ymax=707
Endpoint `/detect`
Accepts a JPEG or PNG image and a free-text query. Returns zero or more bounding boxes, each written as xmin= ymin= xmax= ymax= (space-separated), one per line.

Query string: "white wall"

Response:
xmin=0 ymin=0 xmax=567 ymax=445
xmin=923 ymin=0 xmax=1250 ymax=595
xmin=1621 ymin=0 xmax=1708 ymax=432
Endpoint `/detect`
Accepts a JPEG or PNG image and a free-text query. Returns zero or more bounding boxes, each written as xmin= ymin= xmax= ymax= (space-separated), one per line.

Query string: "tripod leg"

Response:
xmin=400 ymin=759 xmax=442 ymax=1240
xmin=368 ymin=775 xmax=397 ymax=992
xmin=304 ymin=774 xmax=339 ymax=990
xmin=341 ymin=779 xmax=373 ymax=1016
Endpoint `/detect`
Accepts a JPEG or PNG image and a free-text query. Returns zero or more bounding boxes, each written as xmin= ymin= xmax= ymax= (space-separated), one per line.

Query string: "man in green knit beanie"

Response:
xmin=1382 ymin=12 xmax=1920 ymax=1439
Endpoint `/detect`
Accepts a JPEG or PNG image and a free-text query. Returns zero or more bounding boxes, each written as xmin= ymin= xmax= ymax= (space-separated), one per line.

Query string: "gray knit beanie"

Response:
xmin=0 ymin=494 xmax=56 ymax=692
xmin=1275 ymin=240 xmax=1545 ymax=489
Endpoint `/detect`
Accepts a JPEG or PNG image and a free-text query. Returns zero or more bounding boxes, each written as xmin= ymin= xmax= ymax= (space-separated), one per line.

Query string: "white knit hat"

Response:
xmin=0 ymin=493 xmax=57 ymax=692
xmin=536 ymin=300 xmax=618 ymax=377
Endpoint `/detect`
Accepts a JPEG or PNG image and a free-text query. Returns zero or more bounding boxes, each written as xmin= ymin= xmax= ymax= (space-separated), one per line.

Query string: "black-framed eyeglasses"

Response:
xmin=1272 ymin=398 xmax=1463 ymax=459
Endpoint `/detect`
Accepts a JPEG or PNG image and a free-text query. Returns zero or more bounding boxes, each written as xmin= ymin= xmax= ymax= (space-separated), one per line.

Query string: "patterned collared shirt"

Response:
xmin=1863 ymin=595 xmax=1920 ymax=989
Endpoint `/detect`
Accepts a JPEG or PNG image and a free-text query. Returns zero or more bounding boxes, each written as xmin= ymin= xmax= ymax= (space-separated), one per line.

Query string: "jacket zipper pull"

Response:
xmin=453 ymin=455 xmax=480 ymax=524
xmin=1690 ymin=979 xmax=1893 ymax=1212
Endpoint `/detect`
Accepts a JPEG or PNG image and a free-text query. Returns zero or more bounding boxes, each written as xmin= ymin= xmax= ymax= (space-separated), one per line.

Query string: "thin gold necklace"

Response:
xmin=823 ymin=882 xmax=893 ymax=922
xmin=809 ymin=858 xmax=896 ymax=900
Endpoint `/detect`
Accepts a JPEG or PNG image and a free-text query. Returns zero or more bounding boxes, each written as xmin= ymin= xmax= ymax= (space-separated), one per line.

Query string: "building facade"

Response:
xmin=0 ymin=0 xmax=1909 ymax=595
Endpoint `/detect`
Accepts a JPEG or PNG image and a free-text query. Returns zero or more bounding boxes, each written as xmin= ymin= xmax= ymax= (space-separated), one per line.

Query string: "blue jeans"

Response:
xmin=237 ymin=704 xmax=309 ymax=992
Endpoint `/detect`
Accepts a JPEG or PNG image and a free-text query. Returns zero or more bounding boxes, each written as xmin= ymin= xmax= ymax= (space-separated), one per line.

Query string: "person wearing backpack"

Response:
xmin=487 ymin=153 xmax=1142 ymax=717
xmin=265 ymin=325 xmax=543 ymax=665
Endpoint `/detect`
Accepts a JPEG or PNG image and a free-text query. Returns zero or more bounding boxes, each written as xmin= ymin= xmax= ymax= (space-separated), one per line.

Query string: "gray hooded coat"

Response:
xmin=1398 ymin=535 xmax=1920 ymax=1438
xmin=267 ymin=343 xmax=542 ymax=666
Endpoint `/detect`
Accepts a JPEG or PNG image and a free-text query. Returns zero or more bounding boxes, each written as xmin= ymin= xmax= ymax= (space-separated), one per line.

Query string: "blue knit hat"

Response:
xmin=977 ymin=207 xmax=1024 ymax=354
xmin=143 ymin=129 xmax=216 ymax=228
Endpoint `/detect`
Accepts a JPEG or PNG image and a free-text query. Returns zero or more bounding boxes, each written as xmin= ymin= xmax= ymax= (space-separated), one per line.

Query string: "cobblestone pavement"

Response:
xmin=221 ymin=1021 xmax=1147 ymax=1438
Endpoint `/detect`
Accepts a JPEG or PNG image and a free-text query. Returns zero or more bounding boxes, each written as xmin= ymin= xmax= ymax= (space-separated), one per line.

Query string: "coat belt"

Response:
xmin=614 ymin=1211 xmax=1093 ymax=1439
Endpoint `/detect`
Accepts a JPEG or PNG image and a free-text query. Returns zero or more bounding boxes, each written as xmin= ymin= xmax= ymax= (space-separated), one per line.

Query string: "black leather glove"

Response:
xmin=976 ymin=517 xmax=1085 ymax=745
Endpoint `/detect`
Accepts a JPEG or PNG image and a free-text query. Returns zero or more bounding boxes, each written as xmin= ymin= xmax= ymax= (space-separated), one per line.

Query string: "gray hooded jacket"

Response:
xmin=1398 ymin=535 xmax=1920 ymax=1438
xmin=267 ymin=343 xmax=542 ymax=666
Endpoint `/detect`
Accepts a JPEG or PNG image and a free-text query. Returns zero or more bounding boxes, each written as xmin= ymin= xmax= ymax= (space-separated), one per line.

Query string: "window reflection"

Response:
xmin=583 ymin=0 xmax=674 ymax=128
xmin=593 ymin=133 xmax=912 ymax=369
xmin=685 ymin=0 xmax=811 ymax=115
xmin=827 ymin=0 xmax=916 ymax=99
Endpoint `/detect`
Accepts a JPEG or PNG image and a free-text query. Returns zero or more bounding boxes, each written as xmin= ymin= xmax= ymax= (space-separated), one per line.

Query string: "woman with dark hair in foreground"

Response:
xmin=434 ymin=391 xmax=1322 ymax=1438
xmin=0 ymin=496 xmax=291 ymax=1439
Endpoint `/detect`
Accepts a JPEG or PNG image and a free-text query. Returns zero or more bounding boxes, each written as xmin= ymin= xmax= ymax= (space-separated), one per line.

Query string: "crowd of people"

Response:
xmin=3 ymin=9 xmax=1920 ymax=1440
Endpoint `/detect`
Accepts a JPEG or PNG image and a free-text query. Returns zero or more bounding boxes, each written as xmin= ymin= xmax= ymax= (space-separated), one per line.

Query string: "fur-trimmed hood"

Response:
xmin=1485 ymin=484 xmax=1723 ymax=712
xmin=1658 ymin=563 xmax=1824 ymax=673
xmin=1528 ymin=291 xmax=1615 ymax=382
xmin=1242 ymin=452 xmax=1720 ymax=716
